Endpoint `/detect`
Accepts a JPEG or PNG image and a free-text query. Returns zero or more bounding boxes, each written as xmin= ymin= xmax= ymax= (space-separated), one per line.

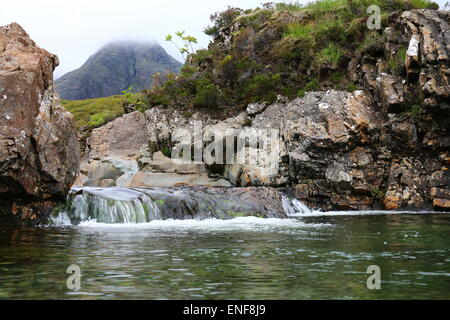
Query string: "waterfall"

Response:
xmin=52 ymin=186 xmax=312 ymax=225
xmin=66 ymin=187 xmax=163 ymax=224
xmin=282 ymin=196 xmax=312 ymax=216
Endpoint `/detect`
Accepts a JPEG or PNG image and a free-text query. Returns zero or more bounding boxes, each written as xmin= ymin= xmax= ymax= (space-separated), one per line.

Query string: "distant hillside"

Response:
xmin=55 ymin=41 xmax=182 ymax=100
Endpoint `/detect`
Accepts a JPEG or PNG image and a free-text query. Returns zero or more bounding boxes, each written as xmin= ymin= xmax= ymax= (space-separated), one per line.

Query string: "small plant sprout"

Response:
xmin=165 ymin=31 xmax=198 ymax=60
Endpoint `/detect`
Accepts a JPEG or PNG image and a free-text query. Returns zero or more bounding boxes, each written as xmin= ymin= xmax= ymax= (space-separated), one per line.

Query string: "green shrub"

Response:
xmin=409 ymin=0 xmax=439 ymax=9
xmin=314 ymin=18 xmax=347 ymax=46
xmin=316 ymin=43 xmax=343 ymax=67
xmin=275 ymin=2 xmax=303 ymax=11
xmin=387 ymin=47 xmax=407 ymax=75
xmin=371 ymin=187 xmax=385 ymax=199
xmin=217 ymin=55 xmax=237 ymax=83
xmin=283 ymin=22 xmax=313 ymax=40
xmin=402 ymin=88 xmax=425 ymax=115
xmin=161 ymin=146 xmax=172 ymax=157
xmin=357 ymin=31 xmax=383 ymax=53
xmin=346 ymin=82 xmax=358 ymax=92
xmin=276 ymin=36 xmax=313 ymax=63
xmin=404 ymin=105 xmax=424 ymax=117
xmin=242 ymin=73 xmax=282 ymax=103
xmin=297 ymin=78 xmax=320 ymax=97
xmin=193 ymin=79 xmax=220 ymax=108
xmin=203 ymin=6 xmax=244 ymax=37
xmin=305 ymin=78 xmax=320 ymax=91
xmin=189 ymin=49 xmax=214 ymax=67
xmin=305 ymin=0 xmax=348 ymax=17
xmin=204 ymin=25 xmax=219 ymax=37
xmin=234 ymin=9 xmax=273 ymax=27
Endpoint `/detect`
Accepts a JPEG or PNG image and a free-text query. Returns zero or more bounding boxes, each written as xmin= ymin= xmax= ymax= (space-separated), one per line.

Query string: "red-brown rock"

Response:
xmin=0 ymin=23 xmax=79 ymax=199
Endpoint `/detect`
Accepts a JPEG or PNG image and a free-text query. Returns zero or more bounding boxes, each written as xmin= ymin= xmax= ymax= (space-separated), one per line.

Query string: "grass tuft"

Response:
xmin=316 ymin=43 xmax=343 ymax=67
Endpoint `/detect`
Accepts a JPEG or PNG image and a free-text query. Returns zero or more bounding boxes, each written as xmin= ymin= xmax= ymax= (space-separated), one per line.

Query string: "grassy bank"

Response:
xmin=142 ymin=0 xmax=438 ymax=112
xmin=62 ymin=91 xmax=144 ymax=129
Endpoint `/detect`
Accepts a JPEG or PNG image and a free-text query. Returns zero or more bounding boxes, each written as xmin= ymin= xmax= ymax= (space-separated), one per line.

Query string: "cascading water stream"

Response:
xmin=69 ymin=187 xmax=163 ymax=223
xmin=51 ymin=187 xmax=314 ymax=225
xmin=282 ymin=196 xmax=312 ymax=216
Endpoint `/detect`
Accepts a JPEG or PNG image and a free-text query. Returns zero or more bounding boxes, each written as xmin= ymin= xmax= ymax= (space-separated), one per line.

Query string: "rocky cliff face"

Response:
xmin=0 ymin=23 xmax=80 ymax=223
xmin=352 ymin=10 xmax=450 ymax=113
xmin=55 ymin=42 xmax=182 ymax=100
xmin=79 ymin=9 xmax=449 ymax=212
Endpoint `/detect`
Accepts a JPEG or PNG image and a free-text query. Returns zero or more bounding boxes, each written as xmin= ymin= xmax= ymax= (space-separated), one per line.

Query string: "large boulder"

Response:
xmin=0 ymin=23 xmax=79 ymax=201
xmin=87 ymin=111 xmax=148 ymax=161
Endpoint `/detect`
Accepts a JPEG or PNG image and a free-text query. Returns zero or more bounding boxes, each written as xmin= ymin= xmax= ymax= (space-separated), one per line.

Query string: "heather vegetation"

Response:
xmin=62 ymin=90 xmax=144 ymax=129
xmin=62 ymin=96 xmax=123 ymax=129
xmin=142 ymin=0 xmax=438 ymax=113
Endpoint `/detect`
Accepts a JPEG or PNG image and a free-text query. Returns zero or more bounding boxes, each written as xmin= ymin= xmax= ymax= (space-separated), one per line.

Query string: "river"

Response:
xmin=0 ymin=187 xmax=449 ymax=299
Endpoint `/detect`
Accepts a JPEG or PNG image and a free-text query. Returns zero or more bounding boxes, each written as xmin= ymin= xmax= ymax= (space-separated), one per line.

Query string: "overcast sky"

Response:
xmin=0 ymin=0 xmax=446 ymax=78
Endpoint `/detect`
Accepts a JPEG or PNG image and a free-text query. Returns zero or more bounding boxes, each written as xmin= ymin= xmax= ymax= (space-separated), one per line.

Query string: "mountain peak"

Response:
xmin=100 ymin=40 xmax=159 ymax=50
xmin=55 ymin=40 xmax=182 ymax=100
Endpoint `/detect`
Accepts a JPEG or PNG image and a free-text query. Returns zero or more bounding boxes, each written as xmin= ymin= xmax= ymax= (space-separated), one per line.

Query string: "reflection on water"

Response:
xmin=0 ymin=214 xmax=449 ymax=299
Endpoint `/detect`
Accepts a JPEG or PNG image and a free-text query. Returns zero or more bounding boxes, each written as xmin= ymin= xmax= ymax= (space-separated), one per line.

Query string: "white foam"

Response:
xmin=49 ymin=211 xmax=72 ymax=226
xmin=76 ymin=216 xmax=330 ymax=232
xmin=287 ymin=209 xmax=442 ymax=217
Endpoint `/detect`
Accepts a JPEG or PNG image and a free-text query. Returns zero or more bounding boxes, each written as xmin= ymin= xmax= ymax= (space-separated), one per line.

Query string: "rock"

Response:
xmin=294 ymin=184 xmax=309 ymax=199
xmin=83 ymin=162 xmax=124 ymax=187
xmin=401 ymin=10 xmax=450 ymax=107
xmin=224 ymin=164 xmax=241 ymax=186
xmin=87 ymin=111 xmax=147 ymax=161
xmin=383 ymin=192 xmax=402 ymax=210
xmin=0 ymin=23 xmax=79 ymax=200
xmin=106 ymin=157 xmax=139 ymax=177
xmin=81 ymin=106 xmax=231 ymax=188
xmin=73 ymin=174 xmax=88 ymax=187
xmin=115 ymin=173 xmax=135 ymax=187
xmin=127 ymin=172 xmax=232 ymax=188
xmin=355 ymin=10 xmax=450 ymax=111
xmin=143 ymin=151 xmax=206 ymax=174
xmin=430 ymin=170 xmax=450 ymax=187
xmin=100 ymin=179 xmax=116 ymax=188
xmin=433 ymin=198 xmax=450 ymax=210
xmin=406 ymin=35 xmax=420 ymax=82
xmin=325 ymin=164 xmax=352 ymax=187
xmin=144 ymin=106 xmax=215 ymax=152
xmin=391 ymin=121 xmax=416 ymax=143
xmin=430 ymin=187 xmax=450 ymax=200
xmin=91 ymin=162 xmax=123 ymax=181
xmin=374 ymin=73 xmax=405 ymax=113
xmin=223 ymin=187 xmax=286 ymax=216
xmin=279 ymin=91 xmax=379 ymax=193
xmin=0 ymin=199 xmax=60 ymax=225
xmin=330 ymin=194 xmax=373 ymax=211
xmin=246 ymin=102 xmax=267 ymax=115
xmin=380 ymin=158 xmax=430 ymax=210
xmin=231 ymin=84 xmax=447 ymax=210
